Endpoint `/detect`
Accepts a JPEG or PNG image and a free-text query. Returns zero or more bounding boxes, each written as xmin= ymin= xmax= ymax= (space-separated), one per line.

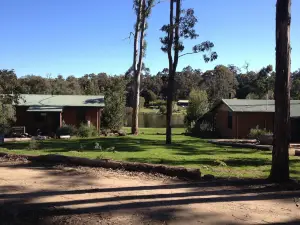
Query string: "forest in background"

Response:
xmin=1 ymin=64 xmax=300 ymax=108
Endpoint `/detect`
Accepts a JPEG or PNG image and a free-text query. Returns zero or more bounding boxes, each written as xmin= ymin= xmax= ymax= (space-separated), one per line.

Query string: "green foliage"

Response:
xmin=0 ymin=70 xmax=21 ymax=104
xmin=0 ymin=70 xmax=20 ymax=135
xmin=149 ymin=100 xmax=166 ymax=107
xmin=143 ymin=89 xmax=157 ymax=104
xmin=56 ymin=124 xmax=78 ymax=136
xmin=2 ymin=65 xmax=294 ymax=111
xmin=101 ymin=78 xmax=126 ymax=130
xmin=28 ymin=140 xmax=41 ymax=150
xmin=252 ymin=66 xmax=274 ymax=99
xmin=248 ymin=126 xmax=273 ymax=140
xmin=159 ymin=105 xmax=167 ymax=115
xmin=77 ymin=123 xmax=98 ymax=138
xmin=185 ymin=89 xmax=208 ymax=129
xmin=214 ymin=159 xmax=227 ymax=167
xmin=246 ymin=93 xmax=260 ymax=99
xmin=236 ymin=65 xmax=274 ymax=100
xmin=0 ymin=105 xmax=16 ymax=135
xmin=19 ymin=75 xmax=52 ymax=94
xmin=175 ymin=66 xmax=203 ymax=100
xmin=291 ymin=69 xmax=300 ymax=100
xmin=139 ymin=97 xmax=145 ymax=108
xmin=172 ymin=102 xmax=179 ymax=112
xmin=201 ymin=65 xmax=237 ymax=105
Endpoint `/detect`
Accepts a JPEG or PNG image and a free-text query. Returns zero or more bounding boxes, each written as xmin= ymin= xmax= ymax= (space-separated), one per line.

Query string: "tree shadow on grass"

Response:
xmin=3 ymin=136 xmax=270 ymax=159
xmin=170 ymin=139 xmax=267 ymax=156
xmin=3 ymin=137 xmax=162 ymax=153
xmin=125 ymin=157 xmax=271 ymax=168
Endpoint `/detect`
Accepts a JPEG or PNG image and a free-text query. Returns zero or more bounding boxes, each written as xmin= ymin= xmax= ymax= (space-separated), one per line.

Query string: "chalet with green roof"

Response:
xmin=198 ymin=99 xmax=300 ymax=142
xmin=15 ymin=94 xmax=104 ymax=135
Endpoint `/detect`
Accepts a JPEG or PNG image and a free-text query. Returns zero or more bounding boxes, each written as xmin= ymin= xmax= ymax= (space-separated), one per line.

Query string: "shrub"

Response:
xmin=77 ymin=123 xmax=98 ymax=138
xmin=172 ymin=102 xmax=179 ymax=112
xmin=189 ymin=120 xmax=216 ymax=138
xmin=185 ymin=89 xmax=209 ymax=129
xmin=248 ymin=126 xmax=272 ymax=139
xmin=149 ymin=100 xmax=166 ymax=107
xmin=246 ymin=93 xmax=260 ymax=100
xmin=0 ymin=104 xmax=16 ymax=136
xmin=159 ymin=105 xmax=167 ymax=115
xmin=101 ymin=79 xmax=126 ymax=130
xmin=56 ymin=124 xmax=77 ymax=136
xmin=28 ymin=140 xmax=41 ymax=150
xmin=143 ymin=90 xmax=157 ymax=104
xmin=139 ymin=97 xmax=145 ymax=108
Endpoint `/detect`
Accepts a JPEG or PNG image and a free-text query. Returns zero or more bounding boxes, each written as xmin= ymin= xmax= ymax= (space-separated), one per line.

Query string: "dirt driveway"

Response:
xmin=0 ymin=157 xmax=299 ymax=225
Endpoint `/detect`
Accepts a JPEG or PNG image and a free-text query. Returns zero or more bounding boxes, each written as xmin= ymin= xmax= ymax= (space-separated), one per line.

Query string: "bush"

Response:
xmin=189 ymin=120 xmax=216 ymax=138
xmin=56 ymin=124 xmax=77 ymax=136
xmin=159 ymin=105 xmax=167 ymax=115
xmin=246 ymin=93 xmax=260 ymax=100
xmin=28 ymin=140 xmax=41 ymax=150
xmin=139 ymin=97 xmax=145 ymax=108
xmin=77 ymin=123 xmax=98 ymax=138
xmin=101 ymin=79 xmax=126 ymax=130
xmin=172 ymin=102 xmax=179 ymax=112
xmin=144 ymin=90 xmax=157 ymax=104
xmin=185 ymin=89 xmax=209 ymax=129
xmin=149 ymin=100 xmax=166 ymax=108
xmin=248 ymin=126 xmax=272 ymax=139
xmin=0 ymin=104 xmax=16 ymax=136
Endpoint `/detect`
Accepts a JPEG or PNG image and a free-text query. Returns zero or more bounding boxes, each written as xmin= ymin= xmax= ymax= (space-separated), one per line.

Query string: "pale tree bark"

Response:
xmin=131 ymin=0 xmax=144 ymax=135
xmin=166 ymin=0 xmax=180 ymax=144
xmin=166 ymin=0 xmax=175 ymax=144
xmin=270 ymin=0 xmax=291 ymax=182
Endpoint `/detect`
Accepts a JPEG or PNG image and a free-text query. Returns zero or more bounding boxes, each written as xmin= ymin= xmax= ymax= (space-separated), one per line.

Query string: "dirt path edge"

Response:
xmin=0 ymin=152 xmax=201 ymax=180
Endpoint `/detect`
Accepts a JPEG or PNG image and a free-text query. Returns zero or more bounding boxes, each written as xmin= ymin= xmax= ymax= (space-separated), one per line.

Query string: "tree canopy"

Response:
xmin=1 ymin=66 xmax=300 ymax=107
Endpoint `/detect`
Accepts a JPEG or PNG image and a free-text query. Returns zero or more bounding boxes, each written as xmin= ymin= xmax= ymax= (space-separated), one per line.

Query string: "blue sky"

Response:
xmin=1 ymin=0 xmax=299 ymax=77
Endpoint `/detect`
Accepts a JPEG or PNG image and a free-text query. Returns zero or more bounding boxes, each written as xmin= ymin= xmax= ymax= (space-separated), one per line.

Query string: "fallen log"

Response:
xmin=0 ymin=153 xmax=201 ymax=180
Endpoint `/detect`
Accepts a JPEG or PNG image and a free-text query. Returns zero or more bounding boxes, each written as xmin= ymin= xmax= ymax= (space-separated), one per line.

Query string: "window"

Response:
xmin=34 ymin=113 xmax=47 ymax=123
xmin=76 ymin=108 xmax=87 ymax=124
xmin=228 ymin=111 xmax=232 ymax=129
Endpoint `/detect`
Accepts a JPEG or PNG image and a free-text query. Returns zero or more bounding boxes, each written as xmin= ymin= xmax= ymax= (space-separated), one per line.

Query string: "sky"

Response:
xmin=1 ymin=0 xmax=299 ymax=77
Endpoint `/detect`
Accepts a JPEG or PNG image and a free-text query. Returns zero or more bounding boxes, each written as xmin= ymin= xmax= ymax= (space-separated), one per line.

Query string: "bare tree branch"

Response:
xmin=179 ymin=52 xmax=197 ymax=58
xmin=123 ymin=32 xmax=135 ymax=42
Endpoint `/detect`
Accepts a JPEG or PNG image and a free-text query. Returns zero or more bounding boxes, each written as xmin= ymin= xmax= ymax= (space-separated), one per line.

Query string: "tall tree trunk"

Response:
xmin=166 ymin=0 xmax=181 ymax=144
xmin=131 ymin=0 xmax=143 ymax=135
xmin=270 ymin=0 xmax=291 ymax=182
xmin=166 ymin=0 xmax=175 ymax=144
xmin=132 ymin=0 xmax=146 ymax=135
xmin=166 ymin=72 xmax=174 ymax=144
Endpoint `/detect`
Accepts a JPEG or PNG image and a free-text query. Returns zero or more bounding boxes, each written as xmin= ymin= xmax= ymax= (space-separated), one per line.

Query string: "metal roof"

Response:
xmin=178 ymin=100 xmax=189 ymax=103
xmin=222 ymin=99 xmax=300 ymax=117
xmin=27 ymin=106 xmax=64 ymax=112
xmin=17 ymin=94 xmax=105 ymax=107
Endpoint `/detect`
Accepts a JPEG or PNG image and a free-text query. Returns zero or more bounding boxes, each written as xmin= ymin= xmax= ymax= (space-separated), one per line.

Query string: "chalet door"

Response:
xmin=291 ymin=118 xmax=300 ymax=143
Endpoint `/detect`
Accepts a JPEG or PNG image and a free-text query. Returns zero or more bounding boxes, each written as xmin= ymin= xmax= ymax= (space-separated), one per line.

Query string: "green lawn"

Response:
xmin=1 ymin=127 xmax=299 ymax=180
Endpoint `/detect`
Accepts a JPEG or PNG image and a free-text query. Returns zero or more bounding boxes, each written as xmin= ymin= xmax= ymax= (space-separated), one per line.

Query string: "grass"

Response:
xmin=0 ymin=127 xmax=299 ymax=180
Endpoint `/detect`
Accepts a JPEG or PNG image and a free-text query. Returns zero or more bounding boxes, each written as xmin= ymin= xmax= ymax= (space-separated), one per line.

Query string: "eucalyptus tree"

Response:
xmin=160 ymin=0 xmax=217 ymax=144
xmin=270 ymin=0 xmax=292 ymax=182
